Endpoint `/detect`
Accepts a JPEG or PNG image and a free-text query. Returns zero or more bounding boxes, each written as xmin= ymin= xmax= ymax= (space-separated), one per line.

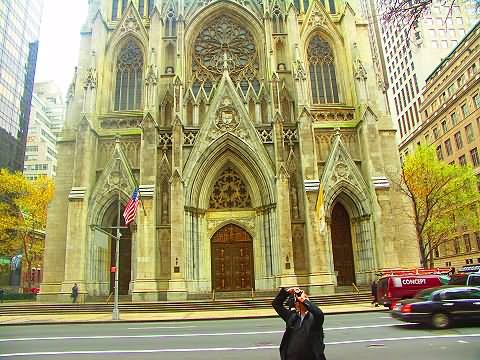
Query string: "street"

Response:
xmin=0 ymin=312 xmax=479 ymax=359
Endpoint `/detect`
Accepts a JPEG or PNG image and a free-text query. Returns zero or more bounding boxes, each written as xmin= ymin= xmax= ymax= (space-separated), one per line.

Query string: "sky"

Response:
xmin=35 ymin=0 xmax=89 ymax=98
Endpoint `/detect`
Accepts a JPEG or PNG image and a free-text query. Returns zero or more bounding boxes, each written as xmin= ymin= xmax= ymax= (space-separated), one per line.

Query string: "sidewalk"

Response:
xmin=0 ymin=302 xmax=387 ymax=326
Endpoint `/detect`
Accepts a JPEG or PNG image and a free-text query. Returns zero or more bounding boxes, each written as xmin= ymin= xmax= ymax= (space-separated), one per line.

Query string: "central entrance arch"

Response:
xmin=211 ymin=224 xmax=254 ymax=291
xmin=331 ymin=202 xmax=355 ymax=286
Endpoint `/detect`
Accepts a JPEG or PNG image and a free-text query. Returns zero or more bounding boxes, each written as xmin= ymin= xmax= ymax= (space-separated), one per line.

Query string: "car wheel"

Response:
xmin=431 ymin=313 xmax=450 ymax=329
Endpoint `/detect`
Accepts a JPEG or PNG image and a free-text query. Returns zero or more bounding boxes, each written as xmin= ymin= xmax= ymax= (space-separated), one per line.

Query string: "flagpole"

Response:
xmin=112 ymin=158 xmax=121 ymax=321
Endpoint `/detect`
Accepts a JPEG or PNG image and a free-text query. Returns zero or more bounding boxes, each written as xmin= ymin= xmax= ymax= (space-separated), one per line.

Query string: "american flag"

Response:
xmin=123 ymin=188 xmax=140 ymax=225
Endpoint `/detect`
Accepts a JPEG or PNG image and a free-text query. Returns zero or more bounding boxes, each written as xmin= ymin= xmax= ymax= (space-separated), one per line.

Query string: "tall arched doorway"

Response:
xmin=211 ymin=224 xmax=254 ymax=292
xmin=104 ymin=202 xmax=132 ymax=296
xmin=331 ymin=202 xmax=355 ymax=286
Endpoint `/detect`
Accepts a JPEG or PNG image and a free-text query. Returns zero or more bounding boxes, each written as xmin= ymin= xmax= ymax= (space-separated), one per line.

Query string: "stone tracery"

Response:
xmin=192 ymin=16 xmax=259 ymax=82
xmin=209 ymin=167 xmax=252 ymax=209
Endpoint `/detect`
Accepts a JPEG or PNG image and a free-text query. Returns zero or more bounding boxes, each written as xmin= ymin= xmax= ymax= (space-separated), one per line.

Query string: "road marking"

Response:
xmin=0 ymin=334 xmax=479 ymax=357
xmin=0 ymin=324 xmax=411 ymax=343
xmin=0 ymin=331 xmax=283 ymax=343
xmin=127 ymin=325 xmax=198 ymax=330
xmin=325 ymin=323 xmax=412 ymax=331
xmin=326 ymin=333 xmax=480 ymax=345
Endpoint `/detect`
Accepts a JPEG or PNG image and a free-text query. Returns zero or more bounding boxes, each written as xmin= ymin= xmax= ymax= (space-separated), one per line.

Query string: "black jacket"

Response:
xmin=272 ymin=288 xmax=326 ymax=360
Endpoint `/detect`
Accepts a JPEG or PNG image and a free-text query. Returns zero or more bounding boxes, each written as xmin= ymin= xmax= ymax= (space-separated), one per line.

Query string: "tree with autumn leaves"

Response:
xmin=398 ymin=145 xmax=480 ymax=268
xmin=0 ymin=169 xmax=54 ymax=288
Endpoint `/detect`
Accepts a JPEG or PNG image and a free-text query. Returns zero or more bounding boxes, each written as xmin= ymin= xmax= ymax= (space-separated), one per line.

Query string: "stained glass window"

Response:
xmin=307 ymin=36 xmax=339 ymax=104
xmin=114 ymin=39 xmax=143 ymax=111
xmin=192 ymin=16 xmax=259 ymax=83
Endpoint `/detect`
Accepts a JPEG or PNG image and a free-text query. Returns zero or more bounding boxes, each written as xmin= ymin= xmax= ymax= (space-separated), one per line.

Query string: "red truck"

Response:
xmin=376 ymin=274 xmax=447 ymax=309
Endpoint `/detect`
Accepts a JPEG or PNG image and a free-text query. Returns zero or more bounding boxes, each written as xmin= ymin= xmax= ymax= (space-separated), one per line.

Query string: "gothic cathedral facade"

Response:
xmin=40 ymin=0 xmax=419 ymax=301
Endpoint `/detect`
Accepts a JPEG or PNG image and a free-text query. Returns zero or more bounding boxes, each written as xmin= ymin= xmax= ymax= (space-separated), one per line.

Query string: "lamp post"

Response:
xmin=112 ymin=188 xmax=122 ymax=320
xmin=91 ymin=156 xmax=125 ymax=321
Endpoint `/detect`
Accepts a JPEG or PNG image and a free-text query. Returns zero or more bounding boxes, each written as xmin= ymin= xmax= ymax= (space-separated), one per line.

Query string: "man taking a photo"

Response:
xmin=272 ymin=287 xmax=327 ymax=360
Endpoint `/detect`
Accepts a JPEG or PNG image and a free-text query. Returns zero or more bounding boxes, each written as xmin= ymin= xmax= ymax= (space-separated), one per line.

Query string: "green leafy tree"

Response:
xmin=0 ymin=169 xmax=54 ymax=288
xmin=399 ymin=145 xmax=480 ymax=268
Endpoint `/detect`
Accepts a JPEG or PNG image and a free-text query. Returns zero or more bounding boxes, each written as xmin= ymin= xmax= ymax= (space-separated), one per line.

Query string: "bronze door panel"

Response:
xmin=212 ymin=224 xmax=253 ymax=292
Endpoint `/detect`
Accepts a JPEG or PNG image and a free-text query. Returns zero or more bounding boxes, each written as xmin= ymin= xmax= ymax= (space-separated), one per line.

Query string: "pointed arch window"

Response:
xmin=272 ymin=5 xmax=284 ymax=33
xmin=307 ymin=35 xmax=339 ymax=104
xmin=148 ymin=0 xmax=154 ymax=17
xmin=329 ymin=0 xmax=336 ymax=14
xmin=114 ymin=39 xmax=144 ymax=111
xmin=165 ymin=8 xmax=176 ymax=37
xmin=139 ymin=0 xmax=144 ymax=16
xmin=112 ymin=0 xmax=119 ymax=20
xmin=121 ymin=0 xmax=128 ymax=15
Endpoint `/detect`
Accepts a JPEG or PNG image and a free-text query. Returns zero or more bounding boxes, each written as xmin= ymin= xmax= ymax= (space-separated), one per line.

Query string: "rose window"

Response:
xmin=192 ymin=16 xmax=259 ymax=82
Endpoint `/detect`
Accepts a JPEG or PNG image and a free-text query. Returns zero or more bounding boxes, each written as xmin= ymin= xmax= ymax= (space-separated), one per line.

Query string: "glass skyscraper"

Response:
xmin=0 ymin=0 xmax=43 ymax=171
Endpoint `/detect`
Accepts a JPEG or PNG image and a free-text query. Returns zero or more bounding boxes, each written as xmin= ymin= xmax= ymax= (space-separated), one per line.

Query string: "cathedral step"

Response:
xmin=0 ymin=292 xmax=373 ymax=315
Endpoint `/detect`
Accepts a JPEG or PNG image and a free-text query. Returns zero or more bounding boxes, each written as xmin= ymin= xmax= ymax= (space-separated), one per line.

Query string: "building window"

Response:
xmin=26 ymin=145 xmax=38 ymax=152
xmin=444 ymin=139 xmax=453 ymax=156
xmin=465 ymin=123 xmax=474 ymax=143
xmin=307 ymin=36 xmax=340 ymax=104
xmin=114 ymin=39 xmax=144 ymax=111
xmin=457 ymin=74 xmax=465 ymax=87
xmin=121 ymin=0 xmax=127 ymax=15
xmin=112 ymin=0 xmax=119 ymax=20
xmin=470 ymin=148 xmax=480 ymax=167
xmin=272 ymin=4 xmax=285 ymax=33
xmin=148 ymin=0 xmax=154 ymax=16
xmin=454 ymin=131 xmax=463 ymax=149
xmin=138 ymin=0 xmax=144 ymax=16
xmin=433 ymin=127 xmax=440 ymax=139
xmin=469 ymin=64 xmax=478 ymax=77
xmin=441 ymin=120 xmax=448 ymax=133
xmin=461 ymin=103 xmax=470 ymax=118
xmin=450 ymin=112 xmax=458 ymax=126
xmin=434 ymin=246 xmax=439 ymax=258
xmin=436 ymin=145 xmax=443 ymax=160
xmin=464 ymin=234 xmax=472 ymax=253
xmin=459 ymin=154 xmax=467 ymax=166
xmin=445 ymin=261 xmax=452 ymax=267
xmin=475 ymin=232 xmax=480 ymax=250
xmin=453 ymin=237 xmax=460 ymax=254
xmin=447 ymin=83 xmax=456 ymax=97
xmin=165 ymin=8 xmax=176 ymax=37
xmin=474 ymin=93 xmax=480 ymax=109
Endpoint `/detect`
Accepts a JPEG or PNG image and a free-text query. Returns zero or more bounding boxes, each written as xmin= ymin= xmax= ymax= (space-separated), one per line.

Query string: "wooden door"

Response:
xmin=331 ymin=203 xmax=355 ymax=286
xmin=212 ymin=224 xmax=253 ymax=291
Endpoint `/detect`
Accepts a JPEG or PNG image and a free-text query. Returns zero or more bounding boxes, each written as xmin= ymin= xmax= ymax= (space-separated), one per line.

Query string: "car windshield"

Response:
xmin=415 ymin=288 xmax=437 ymax=300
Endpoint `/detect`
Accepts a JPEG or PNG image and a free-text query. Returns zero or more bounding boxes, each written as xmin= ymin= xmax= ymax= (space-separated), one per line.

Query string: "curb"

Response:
xmin=0 ymin=308 xmax=388 ymax=326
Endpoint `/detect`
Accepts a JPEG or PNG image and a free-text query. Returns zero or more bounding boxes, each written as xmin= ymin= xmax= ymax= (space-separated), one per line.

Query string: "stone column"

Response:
xmin=168 ymin=114 xmax=187 ymax=300
xmin=272 ymin=115 xmax=297 ymax=286
xmin=61 ymin=119 xmax=97 ymax=300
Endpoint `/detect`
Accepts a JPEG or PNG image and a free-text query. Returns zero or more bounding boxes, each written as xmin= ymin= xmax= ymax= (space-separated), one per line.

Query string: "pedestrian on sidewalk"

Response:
xmin=272 ymin=287 xmax=326 ymax=360
xmin=71 ymin=283 xmax=79 ymax=304
xmin=371 ymin=280 xmax=378 ymax=307
xmin=0 ymin=288 xmax=4 ymax=303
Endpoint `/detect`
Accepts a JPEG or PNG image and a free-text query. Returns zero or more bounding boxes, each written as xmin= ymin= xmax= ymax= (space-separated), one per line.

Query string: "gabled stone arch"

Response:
xmin=325 ymin=181 xmax=371 ymax=220
xmin=88 ymin=139 xmax=138 ymax=226
xmin=185 ymin=133 xmax=275 ymax=210
xmin=321 ymin=132 xmax=372 ymax=218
